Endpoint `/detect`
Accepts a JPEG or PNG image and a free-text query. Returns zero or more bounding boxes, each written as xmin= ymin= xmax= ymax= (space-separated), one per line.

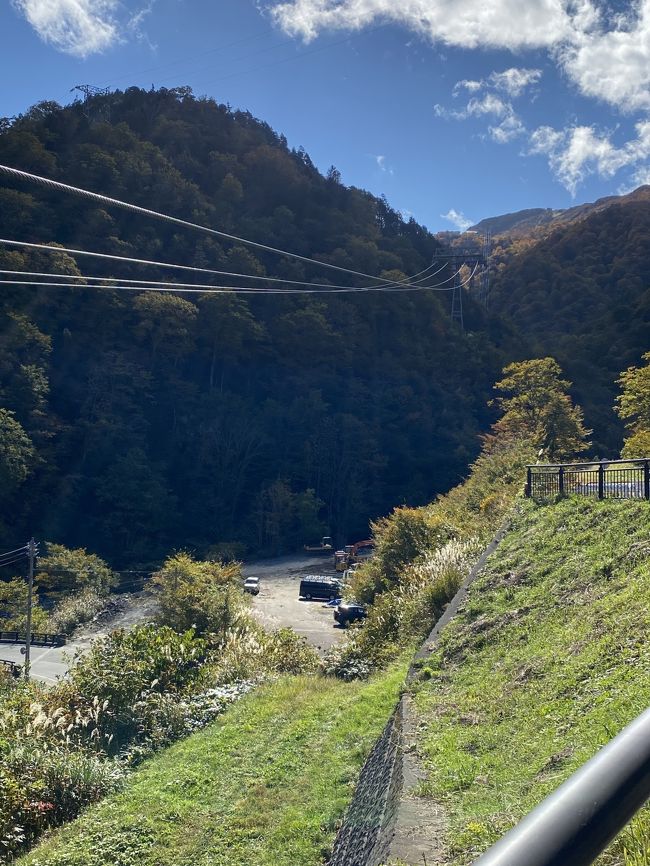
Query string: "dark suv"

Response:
xmin=299 ymin=576 xmax=342 ymax=600
xmin=334 ymin=602 xmax=367 ymax=627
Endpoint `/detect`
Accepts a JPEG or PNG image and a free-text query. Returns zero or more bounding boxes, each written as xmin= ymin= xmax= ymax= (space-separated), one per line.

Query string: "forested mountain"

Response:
xmin=0 ymin=87 xmax=507 ymax=566
xmin=471 ymin=186 xmax=650 ymax=238
xmin=490 ymin=198 xmax=650 ymax=454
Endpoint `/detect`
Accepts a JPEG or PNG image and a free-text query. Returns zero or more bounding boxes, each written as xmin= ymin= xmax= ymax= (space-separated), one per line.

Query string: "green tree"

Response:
xmin=36 ymin=543 xmax=116 ymax=594
xmin=133 ymin=292 xmax=198 ymax=368
xmin=0 ymin=577 xmax=48 ymax=630
xmin=154 ymin=552 xmax=246 ymax=639
xmin=491 ymin=358 xmax=591 ymax=461
xmin=0 ymin=409 xmax=35 ymax=496
xmin=615 ymin=352 xmax=650 ymax=457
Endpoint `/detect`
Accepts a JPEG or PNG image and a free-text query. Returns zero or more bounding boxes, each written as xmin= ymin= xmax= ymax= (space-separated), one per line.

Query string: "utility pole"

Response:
xmin=24 ymin=538 xmax=37 ymax=680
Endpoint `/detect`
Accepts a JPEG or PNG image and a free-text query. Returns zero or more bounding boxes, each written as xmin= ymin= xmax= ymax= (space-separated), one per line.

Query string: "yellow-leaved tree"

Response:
xmin=490 ymin=358 xmax=591 ymax=461
xmin=615 ymin=352 xmax=650 ymax=458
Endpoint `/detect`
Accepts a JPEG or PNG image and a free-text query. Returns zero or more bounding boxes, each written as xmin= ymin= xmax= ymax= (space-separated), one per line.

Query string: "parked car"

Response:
xmin=243 ymin=576 xmax=260 ymax=595
xmin=299 ymin=576 xmax=342 ymax=600
xmin=334 ymin=602 xmax=367 ymax=627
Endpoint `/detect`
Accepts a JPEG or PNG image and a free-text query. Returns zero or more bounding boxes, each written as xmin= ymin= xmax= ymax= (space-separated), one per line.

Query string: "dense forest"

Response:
xmin=0 ymin=87 xmax=508 ymax=566
xmin=490 ymin=199 xmax=650 ymax=454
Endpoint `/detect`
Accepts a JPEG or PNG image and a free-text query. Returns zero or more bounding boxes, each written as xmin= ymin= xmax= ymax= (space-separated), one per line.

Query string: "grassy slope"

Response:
xmin=21 ymin=661 xmax=408 ymax=866
xmin=413 ymin=497 xmax=650 ymax=865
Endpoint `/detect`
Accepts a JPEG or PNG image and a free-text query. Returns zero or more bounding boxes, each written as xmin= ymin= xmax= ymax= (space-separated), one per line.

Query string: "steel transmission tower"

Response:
xmin=436 ymin=234 xmax=491 ymax=330
xmin=71 ymin=85 xmax=111 ymax=123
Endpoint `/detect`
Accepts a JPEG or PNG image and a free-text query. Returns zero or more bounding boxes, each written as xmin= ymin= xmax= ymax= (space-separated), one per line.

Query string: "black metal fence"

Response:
xmin=526 ymin=458 xmax=650 ymax=501
xmin=0 ymin=630 xmax=65 ymax=647
xmin=0 ymin=659 xmax=21 ymax=677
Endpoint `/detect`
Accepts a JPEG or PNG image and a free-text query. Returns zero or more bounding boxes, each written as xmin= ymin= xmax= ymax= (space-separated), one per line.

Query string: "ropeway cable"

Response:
xmin=0 ymin=239 xmax=452 ymax=292
xmin=0 ymin=164 xmax=449 ymax=288
xmin=0 ymin=267 xmax=465 ymax=294
xmin=0 ymin=264 xmax=479 ymax=296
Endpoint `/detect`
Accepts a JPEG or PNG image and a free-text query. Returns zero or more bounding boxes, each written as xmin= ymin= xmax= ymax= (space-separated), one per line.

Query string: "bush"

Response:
xmin=36 ymin=545 xmax=116 ymax=595
xmin=154 ymin=553 xmax=247 ymax=639
xmin=0 ymin=578 xmax=49 ymax=632
xmin=212 ymin=625 xmax=321 ymax=684
xmin=64 ymin=624 xmax=209 ymax=752
xmin=329 ymin=438 xmax=534 ymax=681
xmin=46 ymin=588 xmax=107 ymax=636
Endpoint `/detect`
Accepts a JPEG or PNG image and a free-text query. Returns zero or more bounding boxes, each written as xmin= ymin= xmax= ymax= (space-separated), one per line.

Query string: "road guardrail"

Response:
xmin=0 ymin=630 xmax=66 ymax=647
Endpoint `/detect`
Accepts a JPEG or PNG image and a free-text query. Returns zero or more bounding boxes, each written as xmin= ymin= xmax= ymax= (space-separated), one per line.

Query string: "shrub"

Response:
xmin=36 ymin=545 xmax=116 ymax=595
xmin=64 ymin=624 xmax=209 ymax=752
xmin=212 ymin=625 xmax=321 ymax=684
xmin=46 ymin=588 xmax=107 ymax=636
xmin=0 ymin=578 xmax=49 ymax=632
xmin=154 ymin=553 xmax=247 ymax=639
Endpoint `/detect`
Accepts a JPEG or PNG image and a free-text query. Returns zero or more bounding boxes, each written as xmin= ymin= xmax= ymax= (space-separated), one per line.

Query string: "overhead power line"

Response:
xmin=0 ymin=554 xmax=29 ymax=568
xmin=0 ymin=164 xmax=439 ymax=289
xmin=0 ymin=545 xmax=29 ymax=559
xmin=0 ymin=264 xmax=461 ymax=295
xmin=0 ymin=240 xmax=452 ymax=291
xmin=0 ymin=266 xmax=478 ymax=295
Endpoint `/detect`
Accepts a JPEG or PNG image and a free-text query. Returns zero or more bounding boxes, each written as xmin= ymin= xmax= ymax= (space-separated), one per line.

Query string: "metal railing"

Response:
xmin=0 ymin=630 xmax=65 ymax=647
xmin=525 ymin=458 xmax=650 ymax=501
xmin=473 ymin=705 xmax=650 ymax=865
xmin=0 ymin=659 xmax=21 ymax=677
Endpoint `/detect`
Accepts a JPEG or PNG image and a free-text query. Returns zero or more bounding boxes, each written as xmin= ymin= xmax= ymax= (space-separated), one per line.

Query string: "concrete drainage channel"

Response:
xmin=328 ymin=523 xmax=511 ymax=866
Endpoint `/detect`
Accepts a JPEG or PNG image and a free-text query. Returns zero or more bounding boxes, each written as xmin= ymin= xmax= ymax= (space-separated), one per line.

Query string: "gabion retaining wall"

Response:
xmin=329 ymin=521 xmax=510 ymax=866
xmin=329 ymin=700 xmax=403 ymax=866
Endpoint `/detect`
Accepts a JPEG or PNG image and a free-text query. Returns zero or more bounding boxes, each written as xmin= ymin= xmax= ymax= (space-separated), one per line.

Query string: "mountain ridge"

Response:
xmin=471 ymin=185 xmax=650 ymax=237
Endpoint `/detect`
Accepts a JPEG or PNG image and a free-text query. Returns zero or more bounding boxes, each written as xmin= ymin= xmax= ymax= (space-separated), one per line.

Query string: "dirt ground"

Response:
xmin=243 ymin=553 xmax=346 ymax=654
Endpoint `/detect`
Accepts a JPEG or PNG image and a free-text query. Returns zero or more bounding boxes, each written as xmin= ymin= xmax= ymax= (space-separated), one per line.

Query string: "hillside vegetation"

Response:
xmin=0 ymin=87 xmax=504 ymax=565
xmin=411 ymin=497 xmax=650 ymax=864
xmin=490 ymin=199 xmax=650 ymax=454
xmin=17 ymin=662 xmax=407 ymax=866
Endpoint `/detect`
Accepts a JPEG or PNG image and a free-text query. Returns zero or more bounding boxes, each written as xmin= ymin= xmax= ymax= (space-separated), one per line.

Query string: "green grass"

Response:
xmin=412 ymin=497 xmax=650 ymax=865
xmin=20 ymin=661 xmax=408 ymax=866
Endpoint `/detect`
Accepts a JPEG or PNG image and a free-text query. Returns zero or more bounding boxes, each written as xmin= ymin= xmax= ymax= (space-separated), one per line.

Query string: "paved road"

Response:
xmin=0 ymin=553 xmax=345 ymax=680
xmin=0 ymin=589 xmax=160 ymax=683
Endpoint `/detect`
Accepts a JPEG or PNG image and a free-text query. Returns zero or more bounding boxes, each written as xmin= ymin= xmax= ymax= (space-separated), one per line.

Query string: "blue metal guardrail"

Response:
xmin=0 ymin=630 xmax=65 ymax=647
xmin=473 ymin=705 xmax=650 ymax=866
xmin=526 ymin=458 xmax=650 ymax=501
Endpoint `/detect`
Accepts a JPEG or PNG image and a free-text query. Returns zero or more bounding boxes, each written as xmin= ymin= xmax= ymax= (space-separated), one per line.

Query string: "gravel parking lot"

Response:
xmin=243 ymin=554 xmax=345 ymax=655
xmin=0 ymin=553 xmax=346 ymax=681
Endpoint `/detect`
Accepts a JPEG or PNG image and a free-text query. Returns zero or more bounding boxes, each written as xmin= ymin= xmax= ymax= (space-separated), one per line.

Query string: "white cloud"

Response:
xmin=630 ymin=164 xmax=650 ymax=187
xmin=528 ymin=121 xmax=650 ymax=194
xmin=489 ymin=113 xmax=526 ymax=143
xmin=437 ymin=83 xmax=527 ymax=143
xmin=13 ymin=0 xmax=120 ymax=56
xmin=436 ymin=92 xmax=511 ymax=120
xmin=441 ymin=208 xmax=473 ymax=230
xmin=557 ymin=2 xmax=650 ymax=112
xmin=453 ymin=78 xmax=483 ymax=94
xmin=373 ymin=154 xmax=394 ymax=174
xmin=489 ymin=67 xmax=542 ymax=97
xmin=128 ymin=0 xmax=157 ymax=47
xmin=269 ymin=0 xmax=575 ymax=50
xmin=267 ymin=0 xmax=650 ymax=113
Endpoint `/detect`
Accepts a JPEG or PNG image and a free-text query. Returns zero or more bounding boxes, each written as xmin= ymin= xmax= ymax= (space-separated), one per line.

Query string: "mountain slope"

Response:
xmin=490 ymin=198 xmax=650 ymax=453
xmin=471 ymin=186 xmax=650 ymax=238
xmin=0 ymin=87 xmax=504 ymax=565
xmin=413 ymin=497 xmax=650 ymax=863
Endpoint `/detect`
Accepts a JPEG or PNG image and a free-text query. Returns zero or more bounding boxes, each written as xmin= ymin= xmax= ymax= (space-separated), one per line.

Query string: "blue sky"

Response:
xmin=2 ymin=0 xmax=650 ymax=231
